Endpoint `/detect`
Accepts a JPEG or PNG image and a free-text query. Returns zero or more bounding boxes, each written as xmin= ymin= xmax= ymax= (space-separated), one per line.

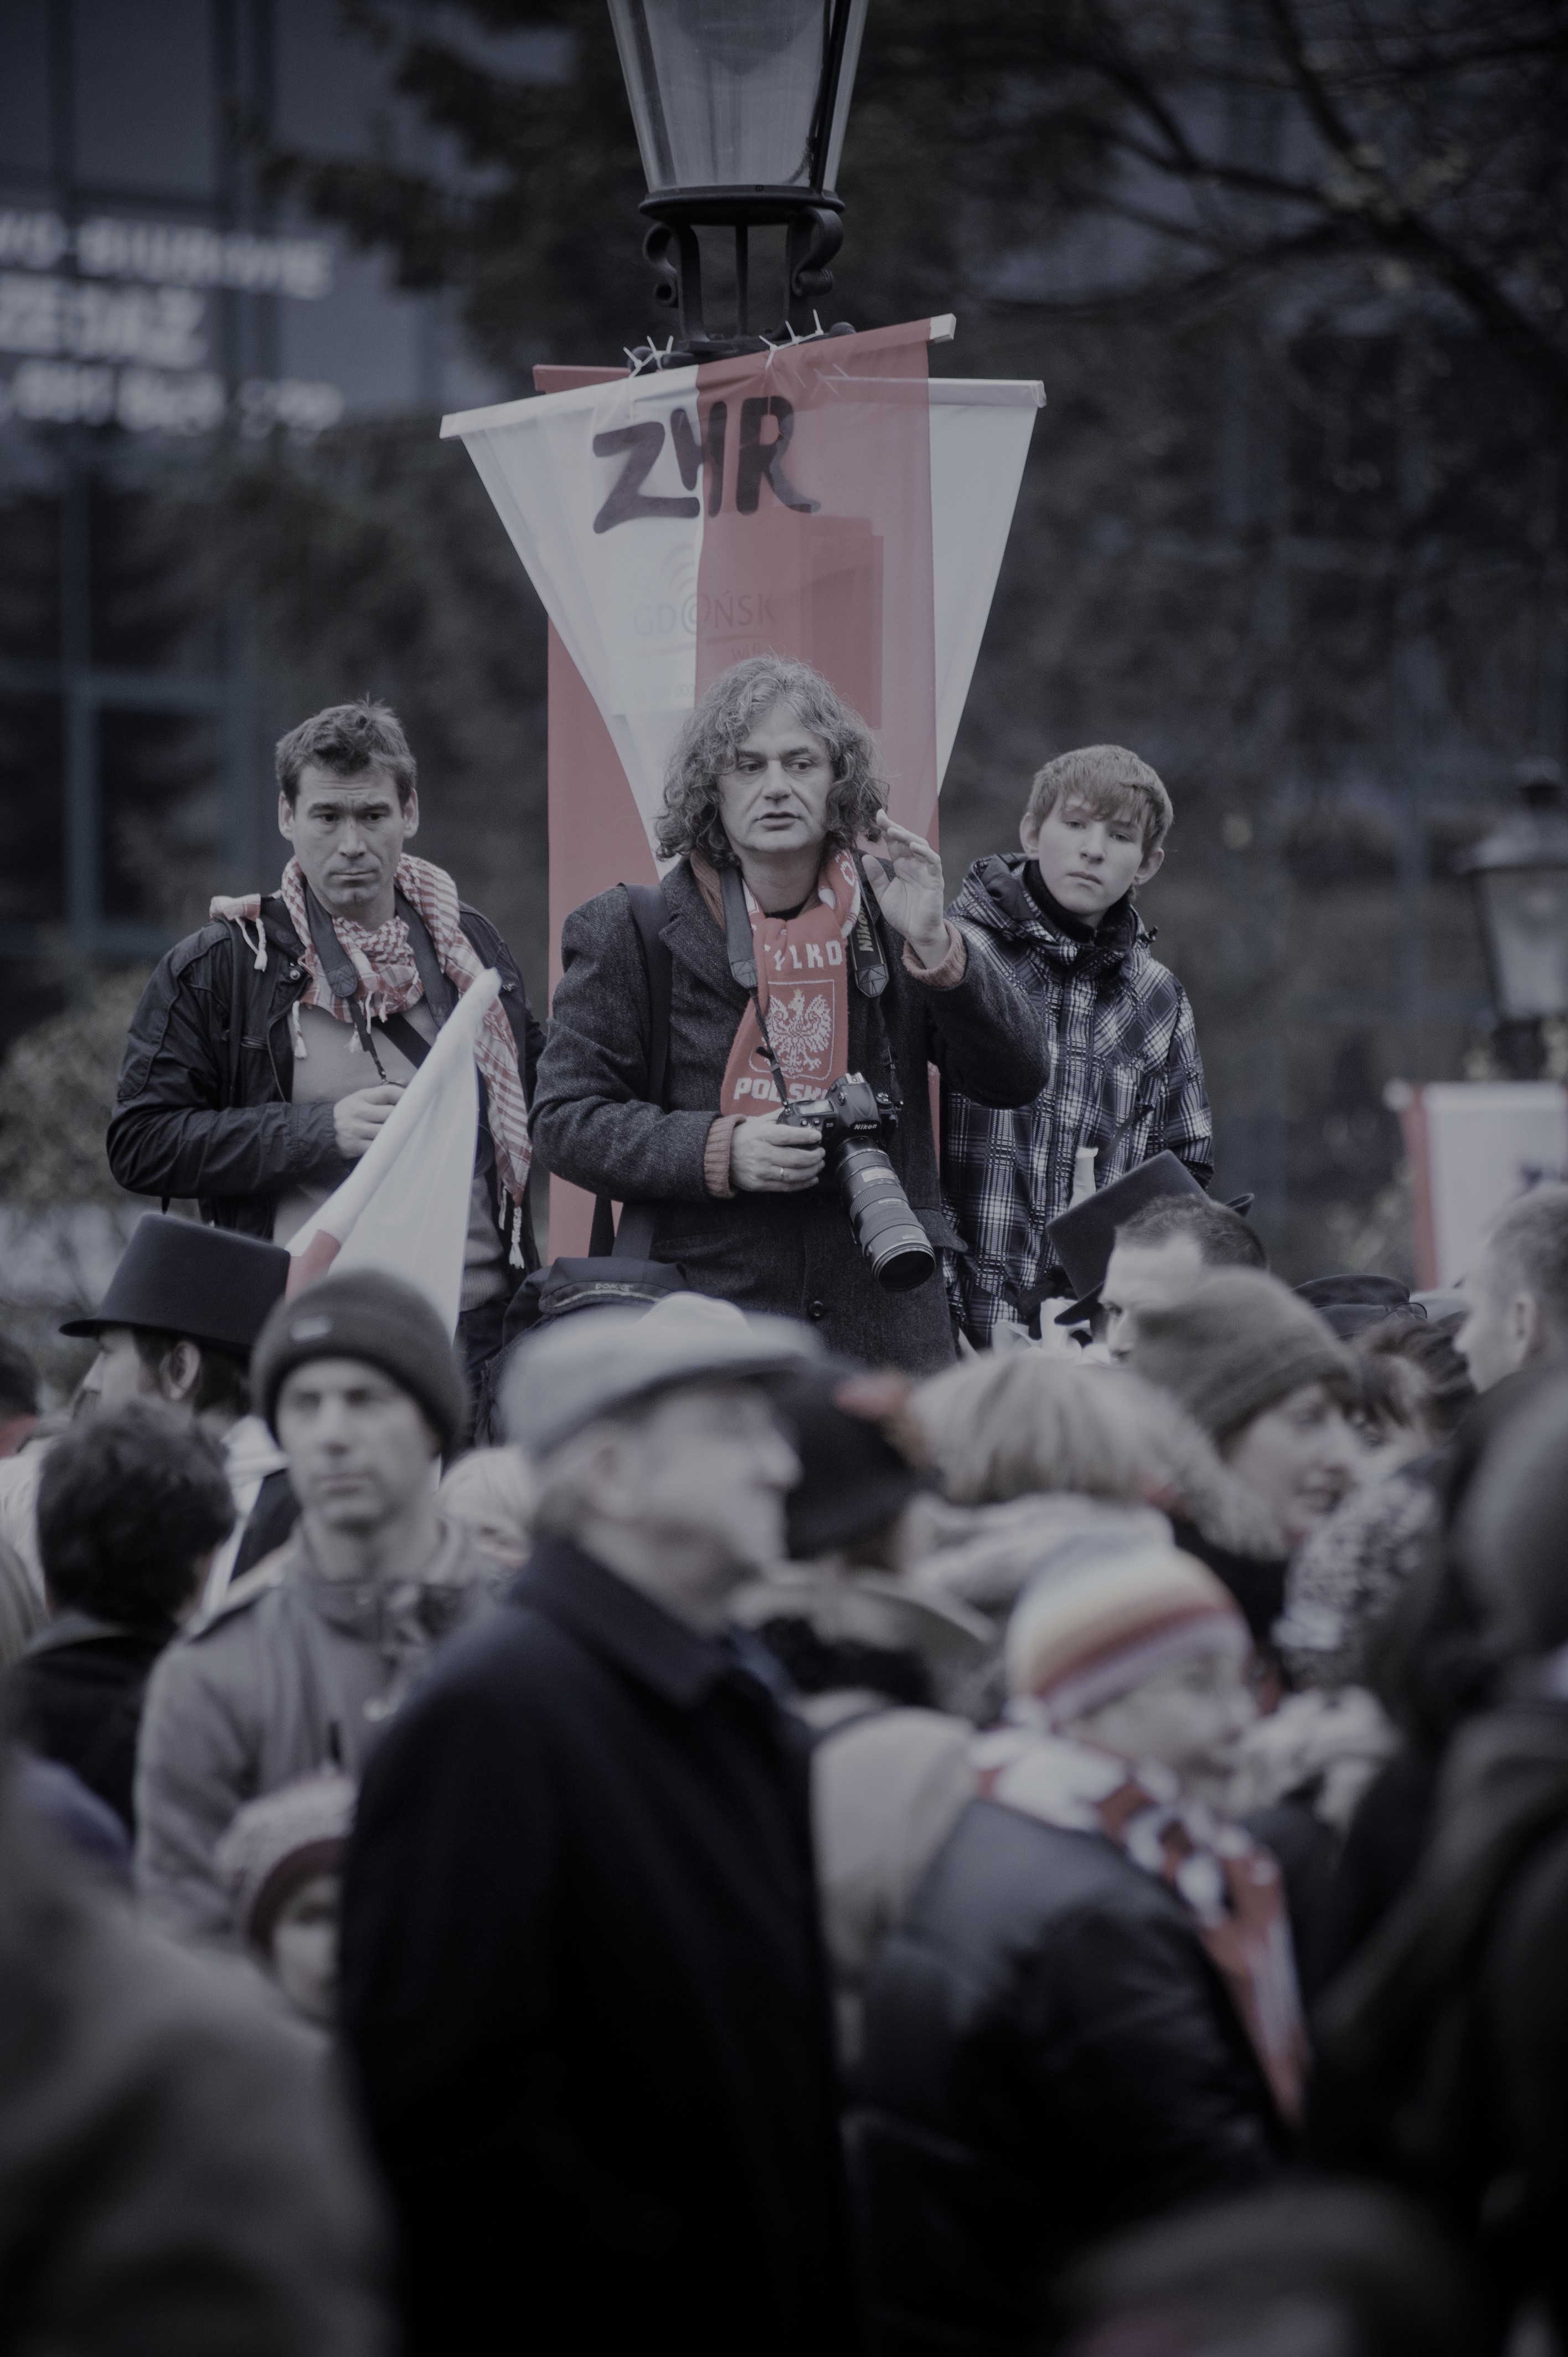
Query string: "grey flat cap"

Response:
xmin=502 ymin=1291 xmax=822 ymax=1457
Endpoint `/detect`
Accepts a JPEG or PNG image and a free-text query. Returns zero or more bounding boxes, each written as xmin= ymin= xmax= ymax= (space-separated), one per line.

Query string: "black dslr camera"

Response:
xmin=776 ymin=1072 xmax=936 ymax=1294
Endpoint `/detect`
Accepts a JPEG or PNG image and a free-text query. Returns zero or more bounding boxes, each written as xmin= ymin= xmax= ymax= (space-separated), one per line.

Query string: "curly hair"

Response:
xmin=654 ymin=656 xmax=886 ymax=869
xmin=38 ymin=1403 xmax=235 ymax=1631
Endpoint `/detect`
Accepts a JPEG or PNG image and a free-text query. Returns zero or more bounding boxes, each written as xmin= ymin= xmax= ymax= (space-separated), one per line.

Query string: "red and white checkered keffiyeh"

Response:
xmin=212 ymin=853 xmax=531 ymax=1211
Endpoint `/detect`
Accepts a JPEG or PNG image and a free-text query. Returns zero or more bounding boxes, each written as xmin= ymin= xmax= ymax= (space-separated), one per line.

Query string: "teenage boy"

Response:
xmin=943 ymin=744 xmax=1212 ymax=1346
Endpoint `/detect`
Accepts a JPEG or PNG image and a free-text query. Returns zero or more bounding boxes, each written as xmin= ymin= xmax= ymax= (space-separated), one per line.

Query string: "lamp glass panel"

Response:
xmin=609 ymin=0 xmax=838 ymax=191
xmin=821 ymin=0 xmax=868 ymax=190
xmin=1478 ymin=867 xmax=1568 ymax=1020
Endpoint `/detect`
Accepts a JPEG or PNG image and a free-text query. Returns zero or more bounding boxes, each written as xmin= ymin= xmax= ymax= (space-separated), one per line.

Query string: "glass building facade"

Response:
xmin=0 ymin=0 xmax=508 ymax=985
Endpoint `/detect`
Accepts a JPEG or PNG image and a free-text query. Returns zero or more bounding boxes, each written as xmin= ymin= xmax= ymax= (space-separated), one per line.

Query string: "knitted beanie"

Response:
xmin=251 ymin=1269 xmax=469 ymax=1456
xmin=213 ymin=1771 xmax=355 ymax=1953
xmin=1127 ymin=1269 xmax=1354 ymax=1444
xmin=1006 ymin=1541 xmax=1249 ymax=1724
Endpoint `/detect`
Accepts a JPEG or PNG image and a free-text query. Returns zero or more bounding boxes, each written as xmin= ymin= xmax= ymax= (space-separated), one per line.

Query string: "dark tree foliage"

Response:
xmin=269 ymin=3 xmax=1567 ymax=418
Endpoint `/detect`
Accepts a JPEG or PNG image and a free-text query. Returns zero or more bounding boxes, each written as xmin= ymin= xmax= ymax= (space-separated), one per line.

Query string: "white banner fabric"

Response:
xmin=442 ymin=331 xmax=1043 ymax=854
xmin=286 ymin=970 xmax=499 ymax=1333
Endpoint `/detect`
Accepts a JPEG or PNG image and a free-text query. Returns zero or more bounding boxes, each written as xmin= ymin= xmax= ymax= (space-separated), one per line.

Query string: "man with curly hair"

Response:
xmin=530 ymin=656 xmax=1047 ymax=1371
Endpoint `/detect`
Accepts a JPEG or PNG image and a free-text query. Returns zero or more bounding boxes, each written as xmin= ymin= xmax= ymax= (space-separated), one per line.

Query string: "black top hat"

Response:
xmin=1294 ymin=1272 xmax=1422 ymax=1341
xmin=1045 ymin=1151 xmax=1210 ymax=1316
xmin=61 ymin=1214 xmax=291 ymax=1354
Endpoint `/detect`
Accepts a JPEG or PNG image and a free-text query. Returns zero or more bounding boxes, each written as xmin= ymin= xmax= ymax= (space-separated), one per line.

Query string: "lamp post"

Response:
xmin=607 ymin=0 xmax=869 ymax=359
xmin=1456 ymin=759 xmax=1568 ymax=1079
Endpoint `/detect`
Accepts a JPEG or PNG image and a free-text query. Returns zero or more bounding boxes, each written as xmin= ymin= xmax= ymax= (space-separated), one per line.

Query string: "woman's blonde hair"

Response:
xmin=912 ymin=1356 xmax=1157 ymax=1506
xmin=910 ymin=1354 xmax=1286 ymax=1559
xmin=437 ymin=1446 xmax=535 ymax=1565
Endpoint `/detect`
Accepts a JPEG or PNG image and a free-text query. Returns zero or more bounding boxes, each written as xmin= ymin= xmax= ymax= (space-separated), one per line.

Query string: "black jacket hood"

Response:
xmin=953 ymin=852 xmax=1147 ymax=966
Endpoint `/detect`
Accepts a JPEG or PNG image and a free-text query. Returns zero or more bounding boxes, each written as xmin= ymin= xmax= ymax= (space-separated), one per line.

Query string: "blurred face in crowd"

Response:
xmin=78 ymin=1325 xmax=199 ymax=1418
xmin=715 ymin=702 xmax=836 ymax=871
xmin=569 ymin=1381 xmax=800 ymax=1628
xmin=280 ymin=763 xmax=419 ymax=928
xmin=1022 ymin=794 xmax=1163 ymax=927
xmin=1221 ymin=1381 xmax=1363 ymax=1546
xmin=276 ymin=1357 xmax=439 ymax=1542
xmin=1456 ymin=1241 xmax=1550 ymax=1393
xmin=1103 ymin=1234 xmax=1208 ymax=1359
xmin=439 ymin=1476 xmax=532 ymax=1571
xmin=1068 ymin=1648 xmax=1257 ymax=1810
xmin=267 ymin=1872 xmax=341 ymax=2026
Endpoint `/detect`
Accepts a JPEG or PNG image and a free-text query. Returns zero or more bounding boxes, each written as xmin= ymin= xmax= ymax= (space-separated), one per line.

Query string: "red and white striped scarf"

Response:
xmin=211 ymin=855 xmax=531 ymax=1211
xmin=974 ymin=1720 xmax=1307 ymax=2123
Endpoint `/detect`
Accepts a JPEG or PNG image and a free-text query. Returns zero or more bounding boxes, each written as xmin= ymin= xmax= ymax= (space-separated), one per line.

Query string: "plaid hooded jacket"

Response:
xmin=942 ymin=854 xmax=1213 ymax=1342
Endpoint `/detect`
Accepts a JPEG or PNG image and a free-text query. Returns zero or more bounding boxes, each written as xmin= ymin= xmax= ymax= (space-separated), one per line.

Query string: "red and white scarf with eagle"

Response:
xmin=211 ymin=854 xmax=532 ymax=1212
xmin=698 ymin=847 xmax=862 ymax=1113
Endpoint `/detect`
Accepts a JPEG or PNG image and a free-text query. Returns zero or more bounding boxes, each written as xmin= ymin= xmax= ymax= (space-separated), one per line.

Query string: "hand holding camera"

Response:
xmin=730 ymin=1110 xmax=825 ymax=1194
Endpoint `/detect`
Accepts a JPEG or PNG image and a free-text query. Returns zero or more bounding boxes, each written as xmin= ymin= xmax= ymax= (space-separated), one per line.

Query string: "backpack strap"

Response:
xmin=589 ymin=881 xmax=674 ymax=1261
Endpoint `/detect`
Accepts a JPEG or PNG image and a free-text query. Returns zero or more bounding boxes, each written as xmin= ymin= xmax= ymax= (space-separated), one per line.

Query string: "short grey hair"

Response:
xmin=654 ymin=656 xmax=885 ymax=869
xmin=525 ymin=1398 xmax=659 ymax=1540
xmin=1483 ymin=1183 xmax=1568 ymax=1340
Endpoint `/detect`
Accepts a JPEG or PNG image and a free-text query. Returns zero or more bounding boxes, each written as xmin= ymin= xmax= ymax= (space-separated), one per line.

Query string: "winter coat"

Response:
xmin=802 ymin=1692 xmax=976 ymax=2069
xmin=9 ymin=1612 xmax=172 ymax=1830
xmin=853 ymin=1798 xmax=1284 ymax=2355
xmin=529 ymin=858 xmax=1049 ymax=1375
xmin=339 ymin=1537 xmax=862 ymax=2357
xmin=1310 ymin=1745 xmax=1443 ymax=2001
xmin=135 ymin=1520 xmax=497 ymax=1946
xmin=942 ymin=856 xmax=1212 ymax=1342
xmin=105 ymin=893 xmax=544 ymax=1267
xmin=1313 ymin=1699 xmax=1568 ymax=2337
xmin=0 ymin=1769 xmax=390 ymax=2355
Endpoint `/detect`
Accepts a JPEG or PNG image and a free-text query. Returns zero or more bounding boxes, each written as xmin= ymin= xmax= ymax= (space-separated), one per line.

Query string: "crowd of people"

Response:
xmin=1 ymin=663 xmax=1565 ymax=2353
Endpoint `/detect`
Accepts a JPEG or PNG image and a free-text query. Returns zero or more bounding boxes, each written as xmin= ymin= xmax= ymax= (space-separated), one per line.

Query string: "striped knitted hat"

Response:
xmin=1005 ymin=1540 xmax=1249 ymax=1725
xmin=213 ymin=1771 xmax=355 ymax=1953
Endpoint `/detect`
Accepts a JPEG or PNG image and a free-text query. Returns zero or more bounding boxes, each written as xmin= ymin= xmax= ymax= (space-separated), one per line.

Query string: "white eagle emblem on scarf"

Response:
xmin=766 ymin=986 xmax=836 ymax=1082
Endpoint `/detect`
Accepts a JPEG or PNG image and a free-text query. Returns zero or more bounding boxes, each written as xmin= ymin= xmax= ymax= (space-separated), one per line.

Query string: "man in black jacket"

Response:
xmin=107 ymin=699 xmax=544 ymax=1386
xmin=530 ymin=657 xmax=1046 ymax=1374
xmin=9 ymin=1406 xmax=234 ymax=1831
xmin=340 ymin=1294 xmax=862 ymax=2356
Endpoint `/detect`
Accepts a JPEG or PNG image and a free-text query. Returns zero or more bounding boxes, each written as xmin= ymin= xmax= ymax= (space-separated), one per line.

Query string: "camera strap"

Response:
xmin=849 ymin=853 xmax=889 ymax=998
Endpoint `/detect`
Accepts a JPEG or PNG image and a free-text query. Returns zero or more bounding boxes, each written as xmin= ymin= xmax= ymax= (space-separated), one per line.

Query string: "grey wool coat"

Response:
xmin=530 ymin=858 xmax=1049 ymax=1373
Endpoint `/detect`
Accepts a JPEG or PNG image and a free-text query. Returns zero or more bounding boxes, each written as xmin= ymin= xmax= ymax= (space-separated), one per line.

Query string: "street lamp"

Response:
xmin=608 ymin=0 xmax=869 ymax=358
xmin=1456 ymin=758 xmax=1568 ymax=1078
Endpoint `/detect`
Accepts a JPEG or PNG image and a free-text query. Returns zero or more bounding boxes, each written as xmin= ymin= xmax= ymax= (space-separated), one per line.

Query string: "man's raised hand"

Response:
xmin=858 ymin=809 xmax=950 ymax=970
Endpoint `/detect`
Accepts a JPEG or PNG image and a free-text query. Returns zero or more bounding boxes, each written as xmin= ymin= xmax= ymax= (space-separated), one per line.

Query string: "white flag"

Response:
xmin=285 ymin=971 xmax=501 ymax=1333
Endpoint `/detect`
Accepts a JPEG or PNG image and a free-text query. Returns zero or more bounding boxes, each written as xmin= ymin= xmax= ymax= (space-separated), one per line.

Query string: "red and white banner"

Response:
xmin=441 ymin=318 xmax=1043 ymax=1249
xmin=443 ymin=318 xmax=1041 ymax=851
xmin=1389 ymin=1078 xmax=1568 ymax=1286
xmin=286 ymin=970 xmax=500 ymax=1330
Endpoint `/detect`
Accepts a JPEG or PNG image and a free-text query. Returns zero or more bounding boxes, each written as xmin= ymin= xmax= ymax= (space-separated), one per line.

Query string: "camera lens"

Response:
xmin=833 ymin=1144 xmax=937 ymax=1293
